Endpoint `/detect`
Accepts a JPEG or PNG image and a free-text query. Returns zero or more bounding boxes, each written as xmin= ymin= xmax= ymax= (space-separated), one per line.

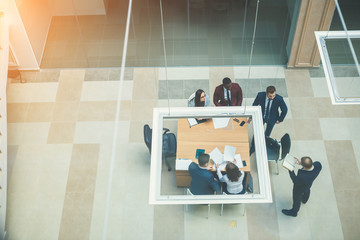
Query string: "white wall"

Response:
xmin=48 ymin=0 xmax=106 ymax=16
xmin=0 ymin=0 xmax=39 ymax=70
xmin=15 ymin=0 xmax=52 ymax=65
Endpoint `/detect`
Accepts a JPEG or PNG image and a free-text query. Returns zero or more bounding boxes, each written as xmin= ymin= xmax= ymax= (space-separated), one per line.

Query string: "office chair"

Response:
xmin=186 ymin=188 xmax=211 ymax=219
xmin=266 ymin=133 xmax=291 ymax=175
xmin=143 ymin=124 xmax=177 ymax=171
xmin=220 ymin=192 xmax=247 ymax=216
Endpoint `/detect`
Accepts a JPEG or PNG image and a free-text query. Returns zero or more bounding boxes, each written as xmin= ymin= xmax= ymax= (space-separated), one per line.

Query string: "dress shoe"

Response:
xmin=282 ymin=209 xmax=297 ymax=217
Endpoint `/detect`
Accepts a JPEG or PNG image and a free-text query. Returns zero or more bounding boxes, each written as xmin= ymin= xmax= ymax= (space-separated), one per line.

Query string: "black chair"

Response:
xmin=143 ymin=124 xmax=177 ymax=171
xmin=266 ymin=133 xmax=291 ymax=175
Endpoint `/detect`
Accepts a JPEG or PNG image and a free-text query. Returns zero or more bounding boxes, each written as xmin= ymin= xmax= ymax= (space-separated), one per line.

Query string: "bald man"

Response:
xmin=282 ymin=156 xmax=322 ymax=217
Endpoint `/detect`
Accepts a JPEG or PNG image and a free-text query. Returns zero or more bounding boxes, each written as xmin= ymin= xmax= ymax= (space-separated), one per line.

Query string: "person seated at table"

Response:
xmin=188 ymin=153 xmax=220 ymax=195
xmin=188 ymin=89 xmax=210 ymax=107
xmin=216 ymin=160 xmax=245 ymax=194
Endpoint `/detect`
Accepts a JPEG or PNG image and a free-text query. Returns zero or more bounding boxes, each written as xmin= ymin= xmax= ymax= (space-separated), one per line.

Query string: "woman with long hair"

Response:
xmin=216 ymin=160 xmax=245 ymax=194
xmin=188 ymin=89 xmax=210 ymax=107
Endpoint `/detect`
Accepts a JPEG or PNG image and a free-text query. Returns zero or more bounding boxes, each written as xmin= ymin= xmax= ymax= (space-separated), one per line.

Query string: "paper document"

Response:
xmin=234 ymin=154 xmax=243 ymax=168
xmin=209 ymin=147 xmax=224 ymax=165
xmin=282 ymin=154 xmax=297 ymax=171
xmin=213 ymin=117 xmax=230 ymax=129
xmin=175 ymin=159 xmax=192 ymax=170
xmin=224 ymin=145 xmax=236 ymax=162
xmin=187 ymin=118 xmax=198 ymax=127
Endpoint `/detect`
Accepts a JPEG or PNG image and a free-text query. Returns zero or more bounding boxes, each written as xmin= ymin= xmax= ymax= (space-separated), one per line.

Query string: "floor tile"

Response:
xmin=289 ymin=97 xmax=318 ymax=119
xmin=26 ymin=102 xmax=54 ymax=122
xmin=310 ymin=77 xmax=330 ymax=98
xmin=293 ymin=119 xmax=322 ymax=140
xmin=7 ymin=103 xmax=29 ymax=123
xmin=56 ymin=70 xmax=85 ymax=101
xmin=47 ymin=122 xmax=76 ymax=143
xmin=320 ymin=118 xmax=360 ymax=140
xmin=7 ymin=83 xmax=59 ymax=103
xmin=52 ymin=102 xmax=79 ymax=122
xmin=285 ymin=69 xmax=314 ymax=97
xmin=159 ymin=67 xmax=210 ymax=80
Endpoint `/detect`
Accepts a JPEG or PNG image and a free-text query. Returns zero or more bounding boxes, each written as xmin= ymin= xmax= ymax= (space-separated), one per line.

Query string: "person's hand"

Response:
xmin=247 ymin=118 xmax=252 ymax=124
xmin=216 ymin=163 xmax=220 ymax=168
xmin=276 ymin=120 xmax=280 ymax=124
xmin=197 ymin=118 xmax=203 ymax=121
xmin=233 ymin=159 xmax=237 ymax=164
xmin=294 ymin=157 xmax=301 ymax=165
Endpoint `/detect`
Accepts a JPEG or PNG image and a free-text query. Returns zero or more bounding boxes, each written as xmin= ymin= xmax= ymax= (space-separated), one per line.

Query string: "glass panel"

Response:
xmin=325 ymin=38 xmax=360 ymax=99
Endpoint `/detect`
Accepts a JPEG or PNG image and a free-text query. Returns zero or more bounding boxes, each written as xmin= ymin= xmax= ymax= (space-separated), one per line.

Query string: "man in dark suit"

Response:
xmin=282 ymin=156 xmax=322 ymax=217
xmin=188 ymin=154 xmax=220 ymax=195
xmin=213 ymin=77 xmax=243 ymax=106
xmin=252 ymin=86 xmax=287 ymax=137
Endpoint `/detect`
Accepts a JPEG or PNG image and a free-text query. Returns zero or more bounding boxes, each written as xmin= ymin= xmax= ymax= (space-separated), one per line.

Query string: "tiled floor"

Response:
xmin=6 ymin=66 xmax=360 ymax=239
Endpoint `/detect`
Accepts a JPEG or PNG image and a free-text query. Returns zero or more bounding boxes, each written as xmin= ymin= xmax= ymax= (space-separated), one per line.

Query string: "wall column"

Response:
xmin=288 ymin=0 xmax=336 ymax=68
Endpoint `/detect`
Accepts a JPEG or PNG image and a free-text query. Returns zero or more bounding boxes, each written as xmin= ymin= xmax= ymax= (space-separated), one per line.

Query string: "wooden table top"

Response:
xmin=176 ymin=117 xmax=250 ymax=172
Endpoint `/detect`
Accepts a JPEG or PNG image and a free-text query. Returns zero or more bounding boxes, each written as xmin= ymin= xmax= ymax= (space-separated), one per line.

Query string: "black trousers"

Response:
xmin=292 ymin=189 xmax=311 ymax=213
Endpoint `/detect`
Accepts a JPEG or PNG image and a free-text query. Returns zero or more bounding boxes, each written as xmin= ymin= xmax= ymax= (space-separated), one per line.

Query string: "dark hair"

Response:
xmin=222 ymin=77 xmax=232 ymax=85
xmin=226 ymin=162 xmax=241 ymax=182
xmin=194 ymin=89 xmax=205 ymax=107
xmin=198 ymin=154 xmax=210 ymax=167
xmin=301 ymin=156 xmax=313 ymax=169
xmin=266 ymin=86 xmax=276 ymax=94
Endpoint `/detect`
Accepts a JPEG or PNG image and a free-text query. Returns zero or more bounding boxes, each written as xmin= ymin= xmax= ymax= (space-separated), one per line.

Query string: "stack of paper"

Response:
xmin=212 ymin=118 xmax=230 ymax=129
xmin=209 ymin=145 xmax=243 ymax=169
xmin=282 ymin=154 xmax=297 ymax=171
xmin=175 ymin=159 xmax=193 ymax=170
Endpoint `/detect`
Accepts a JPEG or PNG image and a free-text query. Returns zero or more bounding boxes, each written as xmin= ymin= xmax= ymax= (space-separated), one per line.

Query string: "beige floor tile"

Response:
xmin=315 ymin=98 xmax=346 ymax=118
xmin=47 ymin=122 xmax=76 ymax=143
xmin=52 ymin=101 xmax=79 ymax=122
xmin=325 ymin=141 xmax=360 ymax=191
xmin=133 ymin=68 xmax=158 ymax=100
xmin=343 ymin=104 xmax=360 ymax=117
xmin=7 ymin=82 xmax=58 ymax=103
xmin=285 ymin=69 xmax=314 ymax=97
xmin=289 ymin=97 xmax=318 ymax=119
xmin=78 ymin=102 xmax=107 ymax=121
xmin=130 ymin=100 xmax=157 ymax=121
xmin=56 ymin=70 xmax=85 ymax=101
xmin=117 ymin=100 xmax=131 ymax=120
xmin=81 ymin=81 xmax=122 ymax=101
xmin=129 ymin=120 xmax=152 ymax=143
xmin=352 ymin=140 xmax=360 ymax=176
xmin=293 ymin=119 xmax=322 ymax=140
xmin=59 ymin=193 xmax=94 ymax=240
xmin=269 ymin=119 xmax=295 ymax=140
xmin=7 ymin=103 xmax=29 ymax=123
xmin=26 ymin=102 xmax=55 ymax=122
xmin=20 ymin=123 xmax=51 ymax=144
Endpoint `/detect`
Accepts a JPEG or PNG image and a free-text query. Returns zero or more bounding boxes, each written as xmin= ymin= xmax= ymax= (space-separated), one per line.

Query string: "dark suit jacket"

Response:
xmin=188 ymin=162 xmax=220 ymax=195
xmin=213 ymin=83 xmax=243 ymax=106
xmin=252 ymin=92 xmax=288 ymax=125
xmin=289 ymin=162 xmax=322 ymax=193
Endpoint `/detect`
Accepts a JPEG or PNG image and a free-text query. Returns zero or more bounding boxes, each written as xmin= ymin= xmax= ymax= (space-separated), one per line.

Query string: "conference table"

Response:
xmin=175 ymin=117 xmax=250 ymax=187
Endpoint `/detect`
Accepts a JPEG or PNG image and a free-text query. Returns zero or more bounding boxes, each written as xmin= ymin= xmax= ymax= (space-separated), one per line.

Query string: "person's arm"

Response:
xmin=288 ymin=170 xmax=297 ymax=183
xmin=213 ymin=87 xmax=220 ymax=106
xmin=209 ymin=176 xmax=220 ymax=193
xmin=216 ymin=166 xmax=225 ymax=182
xmin=252 ymin=93 xmax=260 ymax=106
xmin=237 ymin=85 xmax=243 ymax=106
xmin=278 ymin=97 xmax=288 ymax=122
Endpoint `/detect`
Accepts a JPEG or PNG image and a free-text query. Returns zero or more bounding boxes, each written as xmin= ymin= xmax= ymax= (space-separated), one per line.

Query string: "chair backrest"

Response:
xmin=143 ymin=124 xmax=152 ymax=153
xmin=265 ymin=136 xmax=280 ymax=160
xmin=187 ymin=92 xmax=196 ymax=106
xmin=280 ymin=133 xmax=291 ymax=159
xmin=162 ymin=132 xmax=177 ymax=155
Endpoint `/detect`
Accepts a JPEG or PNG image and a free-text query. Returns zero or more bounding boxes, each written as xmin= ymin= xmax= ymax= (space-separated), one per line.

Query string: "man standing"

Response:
xmin=282 ymin=156 xmax=322 ymax=217
xmin=252 ymin=86 xmax=287 ymax=137
xmin=188 ymin=154 xmax=220 ymax=195
xmin=213 ymin=77 xmax=243 ymax=106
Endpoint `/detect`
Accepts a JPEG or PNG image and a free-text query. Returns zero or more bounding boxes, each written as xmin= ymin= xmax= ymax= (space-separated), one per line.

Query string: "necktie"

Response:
xmin=264 ymin=99 xmax=271 ymax=122
xmin=227 ymin=90 xmax=232 ymax=106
